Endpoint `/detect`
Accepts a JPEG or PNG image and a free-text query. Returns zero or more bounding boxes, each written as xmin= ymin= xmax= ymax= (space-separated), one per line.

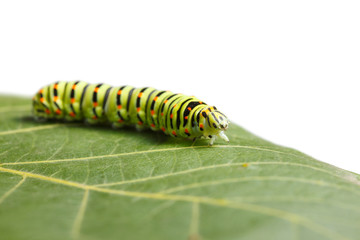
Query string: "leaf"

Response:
xmin=0 ymin=95 xmax=359 ymax=240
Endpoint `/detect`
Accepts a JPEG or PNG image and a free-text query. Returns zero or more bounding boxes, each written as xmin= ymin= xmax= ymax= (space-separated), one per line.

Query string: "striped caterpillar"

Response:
xmin=32 ymin=81 xmax=230 ymax=145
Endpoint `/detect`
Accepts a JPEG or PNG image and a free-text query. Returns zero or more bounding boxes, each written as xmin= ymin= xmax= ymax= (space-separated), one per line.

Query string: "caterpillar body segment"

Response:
xmin=32 ymin=81 xmax=230 ymax=145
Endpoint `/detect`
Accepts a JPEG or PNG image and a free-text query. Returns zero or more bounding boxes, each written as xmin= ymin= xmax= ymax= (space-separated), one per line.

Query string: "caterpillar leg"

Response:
xmin=84 ymin=118 xmax=101 ymax=126
xmin=191 ymin=137 xmax=198 ymax=146
xmin=135 ymin=124 xmax=145 ymax=131
xmin=33 ymin=116 xmax=47 ymax=123
xmin=112 ymin=122 xmax=126 ymax=129
xmin=218 ymin=131 xmax=230 ymax=143
xmin=209 ymin=135 xmax=216 ymax=146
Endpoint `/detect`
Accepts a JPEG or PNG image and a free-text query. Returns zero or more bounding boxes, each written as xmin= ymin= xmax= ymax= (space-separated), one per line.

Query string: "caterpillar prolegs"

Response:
xmin=32 ymin=81 xmax=230 ymax=145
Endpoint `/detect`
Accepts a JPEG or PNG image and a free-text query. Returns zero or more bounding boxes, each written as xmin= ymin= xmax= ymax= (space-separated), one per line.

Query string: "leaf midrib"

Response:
xmin=0 ymin=166 xmax=348 ymax=240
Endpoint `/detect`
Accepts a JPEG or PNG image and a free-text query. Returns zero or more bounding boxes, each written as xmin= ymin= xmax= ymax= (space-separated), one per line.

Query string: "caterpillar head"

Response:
xmin=199 ymin=107 xmax=230 ymax=145
xmin=207 ymin=110 xmax=229 ymax=131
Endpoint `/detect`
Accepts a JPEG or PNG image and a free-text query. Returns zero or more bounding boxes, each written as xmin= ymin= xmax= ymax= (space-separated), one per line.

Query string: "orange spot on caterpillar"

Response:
xmin=72 ymin=85 xmax=77 ymax=90
xmin=161 ymin=112 xmax=164 ymax=116
xmin=93 ymin=102 xmax=98 ymax=107
xmin=138 ymin=121 xmax=143 ymax=125
xmin=40 ymin=97 xmax=45 ymax=102
xmin=185 ymin=128 xmax=189 ymax=133
xmin=184 ymin=116 xmax=188 ymax=119
xmin=151 ymin=123 xmax=155 ymax=128
xmin=94 ymin=87 xmax=99 ymax=93
xmin=164 ymin=100 xmax=168 ymax=104
xmin=172 ymin=130 xmax=176 ymax=136
xmin=39 ymin=89 xmax=43 ymax=94
xmin=92 ymin=116 xmax=97 ymax=120
xmin=71 ymin=98 xmax=75 ymax=104
xmin=69 ymin=112 xmax=76 ymax=117
xmin=138 ymin=92 xmax=143 ymax=98
xmin=151 ymin=110 xmax=155 ymax=115
xmin=117 ymin=105 xmax=122 ymax=110
xmin=117 ymin=90 xmax=122 ymax=95
xmin=45 ymin=109 xmax=51 ymax=114
xmin=199 ymin=123 xmax=204 ymax=128
xmin=55 ymin=109 xmax=62 ymax=115
xmin=137 ymin=107 xmax=141 ymax=112
xmin=161 ymin=127 xmax=166 ymax=132
xmin=187 ymin=107 xmax=192 ymax=111
xmin=199 ymin=101 xmax=203 ymax=104
xmin=154 ymin=96 xmax=158 ymax=101
xmin=118 ymin=119 xmax=124 ymax=123
xmin=54 ymin=84 xmax=58 ymax=89
xmin=173 ymin=104 xmax=177 ymax=108
xmin=170 ymin=114 xmax=173 ymax=119
xmin=53 ymin=96 xmax=58 ymax=101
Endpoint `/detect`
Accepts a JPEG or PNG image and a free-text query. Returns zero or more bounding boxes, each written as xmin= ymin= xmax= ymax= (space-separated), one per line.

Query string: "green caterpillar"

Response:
xmin=32 ymin=81 xmax=230 ymax=145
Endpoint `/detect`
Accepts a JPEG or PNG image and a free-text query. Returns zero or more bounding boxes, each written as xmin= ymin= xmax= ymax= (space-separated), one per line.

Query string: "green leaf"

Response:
xmin=0 ymin=95 xmax=359 ymax=240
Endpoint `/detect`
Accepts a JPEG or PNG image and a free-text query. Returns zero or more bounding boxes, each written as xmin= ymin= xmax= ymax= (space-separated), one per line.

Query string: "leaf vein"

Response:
xmin=0 ymin=167 xmax=349 ymax=240
xmin=159 ymin=176 xmax=360 ymax=196
xmin=0 ymin=176 xmax=26 ymax=205
xmin=0 ymin=145 xmax=305 ymax=165
xmin=94 ymin=162 xmax=360 ymax=188
xmin=72 ymin=189 xmax=89 ymax=240
xmin=0 ymin=124 xmax=67 ymax=136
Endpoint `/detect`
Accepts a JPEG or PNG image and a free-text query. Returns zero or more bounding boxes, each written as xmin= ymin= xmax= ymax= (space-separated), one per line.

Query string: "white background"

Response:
xmin=1 ymin=1 xmax=359 ymax=174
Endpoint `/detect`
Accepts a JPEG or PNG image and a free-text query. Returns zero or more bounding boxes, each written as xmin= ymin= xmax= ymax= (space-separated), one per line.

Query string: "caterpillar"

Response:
xmin=32 ymin=81 xmax=230 ymax=145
